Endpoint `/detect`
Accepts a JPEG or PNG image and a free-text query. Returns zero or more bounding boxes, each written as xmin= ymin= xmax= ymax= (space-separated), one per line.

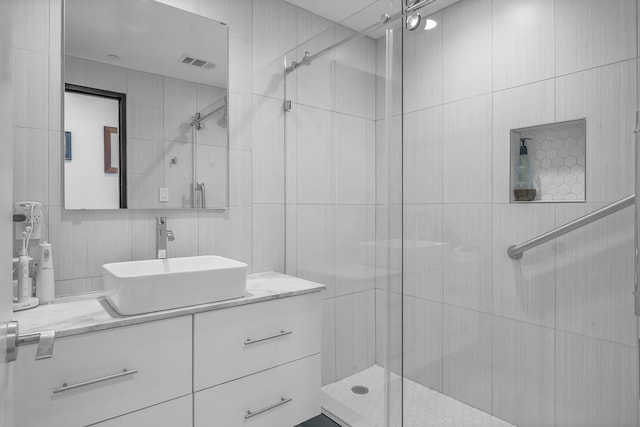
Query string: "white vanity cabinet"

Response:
xmin=193 ymin=293 xmax=322 ymax=427
xmin=12 ymin=279 xmax=323 ymax=427
xmin=90 ymin=395 xmax=193 ymax=427
xmin=14 ymin=316 xmax=192 ymax=427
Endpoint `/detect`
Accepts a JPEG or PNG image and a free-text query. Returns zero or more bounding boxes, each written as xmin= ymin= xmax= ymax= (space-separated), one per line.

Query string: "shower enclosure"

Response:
xmin=285 ymin=0 xmax=640 ymax=426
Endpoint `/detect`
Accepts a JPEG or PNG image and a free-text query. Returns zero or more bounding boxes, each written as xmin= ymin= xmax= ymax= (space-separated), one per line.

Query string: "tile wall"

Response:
xmin=399 ymin=0 xmax=639 ymax=426
xmin=282 ymin=17 xmax=380 ymax=386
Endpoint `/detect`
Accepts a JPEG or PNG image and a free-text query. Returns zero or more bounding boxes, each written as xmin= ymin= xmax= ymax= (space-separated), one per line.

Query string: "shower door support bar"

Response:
xmin=507 ymin=194 xmax=635 ymax=260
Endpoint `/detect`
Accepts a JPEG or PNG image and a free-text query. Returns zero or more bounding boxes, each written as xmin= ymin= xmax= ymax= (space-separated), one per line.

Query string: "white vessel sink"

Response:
xmin=102 ymin=255 xmax=248 ymax=315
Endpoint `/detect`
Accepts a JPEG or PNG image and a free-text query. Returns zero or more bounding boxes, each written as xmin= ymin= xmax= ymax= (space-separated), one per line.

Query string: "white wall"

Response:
xmin=399 ymin=0 xmax=639 ymax=426
xmin=64 ymin=91 xmax=120 ymax=209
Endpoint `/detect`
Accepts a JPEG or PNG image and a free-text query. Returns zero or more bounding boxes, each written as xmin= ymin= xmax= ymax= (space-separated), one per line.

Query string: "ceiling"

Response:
xmin=284 ymin=0 xmax=461 ymax=35
xmin=66 ymin=0 xmax=228 ymax=88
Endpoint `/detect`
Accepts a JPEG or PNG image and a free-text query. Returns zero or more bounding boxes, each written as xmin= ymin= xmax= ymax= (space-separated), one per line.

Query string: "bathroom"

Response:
xmin=1 ymin=0 xmax=639 ymax=426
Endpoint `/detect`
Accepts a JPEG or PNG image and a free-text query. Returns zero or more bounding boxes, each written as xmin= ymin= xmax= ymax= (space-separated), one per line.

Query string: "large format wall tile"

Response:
xmin=493 ymin=203 xmax=556 ymax=327
xmin=334 ymin=28 xmax=376 ymax=120
xmin=403 ymin=204 xmax=443 ymax=302
xmin=252 ymin=0 xmax=297 ymax=98
xmin=443 ymin=204 xmax=492 ymax=313
xmin=443 ymin=305 xmax=492 ymax=413
xmin=443 ymin=94 xmax=493 ymax=203
xmin=13 ymin=48 xmax=48 ymax=130
xmin=252 ymin=204 xmax=285 ymax=273
xmin=403 ymin=296 xmax=443 ymax=391
xmin=322 ymin=298 xmax=337 ymax=386
xmin=296 ymin=105 xmax=334 ymax=204
xmin=296 ymin=204 xmax=335 ymax=296
xmin=252 ymin=95 xmax=285 ymax=203
xmin=335 ymin=290 xmax=376 ymax=380
xmin=556 ymin=0 xmax=637 ymax=75
xmin=556 ymin=331 xmax=638 ymax=427
xmin=335 ymin=114 xmax=375 ymax=205
xmin=493 ymin=317 xmax=555 ymax=427
xmin=442 ymin=0 xmax=492 ymax=102
xmin=493 ymin=0 xmax=555 ymax=91
xmin=403 ymin=105 xmax=443 ymax=204
xmin=403 ymin=11 xmax=443 ymax=113
xmin=555 ymin=204 xmax=636 ymax=346
xmin=334 ymin=205 xmax=375 ymax=297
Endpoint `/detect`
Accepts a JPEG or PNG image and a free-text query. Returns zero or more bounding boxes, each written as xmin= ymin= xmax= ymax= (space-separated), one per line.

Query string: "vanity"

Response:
xmin=12 ymin=272 xmax=324 ymax=427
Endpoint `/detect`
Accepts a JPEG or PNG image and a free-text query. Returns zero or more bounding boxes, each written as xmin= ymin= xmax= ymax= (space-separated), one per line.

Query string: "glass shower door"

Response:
xmin=401 ymin=0 xmax=639 ymax=426
xmin=283 ymin=2 xmax=403 ymax=425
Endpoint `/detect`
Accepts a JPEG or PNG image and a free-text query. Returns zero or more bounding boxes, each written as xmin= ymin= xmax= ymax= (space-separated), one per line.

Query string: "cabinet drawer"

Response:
xmin=15 ymin=316 xmax=192 ymax=427
xmin=194 ymin=293 xmax=321 ymax=391
xmin=90 ymin=395 xmax=192 ymax=427
xmin=194 ymin=354 xmax=320 ymax=427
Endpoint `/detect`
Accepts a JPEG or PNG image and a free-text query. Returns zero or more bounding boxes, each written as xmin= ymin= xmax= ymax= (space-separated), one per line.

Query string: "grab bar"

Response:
xmin=508 ymin=194 xmax=635 ymax=260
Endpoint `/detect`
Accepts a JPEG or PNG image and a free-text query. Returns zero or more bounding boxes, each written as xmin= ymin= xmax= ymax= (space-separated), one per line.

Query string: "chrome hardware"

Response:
xmin=633 ymin=129 xmax=640 ymax=134
xmin=283 ymin=100 xmax=292 ymax=112
xmin=245 ymin=397 xmax=293 ymax=419
xmin=2 ymin=321 xmax=56 ymax=362
xmin=53 ymin=369 xmax=138 ymax=394
xmin=3 ymin=321 xmax=18 ymax=362
xmin=406 ymin=0 xmax=437 ymax=13
xmin=156 ymin=217 xmax=174 ymax=259
xmin=406 ymin=13 xmax=422 ymax=31
xmin=508 ymin=194 xmax=635 ymax=260
xmin=244 ymin=330 xmax=293 ymax=346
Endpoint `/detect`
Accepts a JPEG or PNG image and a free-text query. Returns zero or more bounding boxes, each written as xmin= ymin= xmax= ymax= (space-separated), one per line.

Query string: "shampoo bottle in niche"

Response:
xmin=36 ymin=241 xmax=55 ymax=304
xmin=514 ymin=137 xmax=537 ymax=201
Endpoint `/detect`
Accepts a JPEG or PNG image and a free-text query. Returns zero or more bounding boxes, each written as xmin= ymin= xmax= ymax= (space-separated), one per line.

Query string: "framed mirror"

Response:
xmin=64 ymin=0 xmax=229 ymax=210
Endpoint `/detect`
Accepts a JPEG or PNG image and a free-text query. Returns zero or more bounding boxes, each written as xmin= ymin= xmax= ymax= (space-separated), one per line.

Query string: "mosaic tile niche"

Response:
xmin=510 ymin=119 xmax=586 ymax=202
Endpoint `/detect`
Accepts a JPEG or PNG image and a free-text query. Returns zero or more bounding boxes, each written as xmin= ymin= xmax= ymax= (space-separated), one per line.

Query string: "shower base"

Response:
xmin=321 ymin=365 xmax=514 ymax=427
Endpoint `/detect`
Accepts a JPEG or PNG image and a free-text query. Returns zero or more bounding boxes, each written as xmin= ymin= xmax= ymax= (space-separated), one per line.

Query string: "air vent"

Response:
xmin=179 ymin=54 xmax=216 ymax=70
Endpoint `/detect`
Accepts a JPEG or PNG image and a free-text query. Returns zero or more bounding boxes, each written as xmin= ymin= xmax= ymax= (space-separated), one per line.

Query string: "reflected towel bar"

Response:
xmin=507 ymin=194 xmax=635 ymax=260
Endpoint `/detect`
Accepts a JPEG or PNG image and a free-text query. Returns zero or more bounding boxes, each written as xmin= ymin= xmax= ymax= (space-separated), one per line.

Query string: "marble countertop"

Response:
xmin=13 ymin=271 xmax=325 ymax=339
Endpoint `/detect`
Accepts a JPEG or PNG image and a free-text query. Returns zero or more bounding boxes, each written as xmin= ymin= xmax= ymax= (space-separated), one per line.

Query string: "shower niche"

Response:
xmin=510 ymin=119 xmax=586 ymax=202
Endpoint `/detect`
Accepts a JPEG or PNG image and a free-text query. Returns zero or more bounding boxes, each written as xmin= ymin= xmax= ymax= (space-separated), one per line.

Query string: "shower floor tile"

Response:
xmin=322 ymin=365 xmax=515 ymax=427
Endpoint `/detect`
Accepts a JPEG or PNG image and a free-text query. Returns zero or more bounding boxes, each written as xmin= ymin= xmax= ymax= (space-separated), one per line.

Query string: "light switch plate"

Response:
xmin=159 ymin=187 xmax=169 ymax=202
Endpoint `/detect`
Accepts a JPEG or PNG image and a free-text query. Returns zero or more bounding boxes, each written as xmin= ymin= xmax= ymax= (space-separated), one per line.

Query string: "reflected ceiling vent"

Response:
xmin=179 ymin=54 xmax=215 ymax=69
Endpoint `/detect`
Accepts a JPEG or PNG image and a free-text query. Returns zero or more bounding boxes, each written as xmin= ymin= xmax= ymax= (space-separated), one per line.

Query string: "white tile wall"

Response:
xmin=335 ymin=290 xmax=376 ymax=380
xmin=252 ymin=95 xmax=285 ymax=203
xmin=555 ymin=204 xmax=636 ymax=346
xmin=334 ymin=205 xmax=375 ymax=297
xmin=442 ymin=0 xmax=492 ymax=102
xmin=402 ymin=204 xmax=443 ymax=302
xmin=555 ymin=331 xmax=639 ymax=427
xmin=443 ymin=204 xmax=492 ymax=313
xmin=492 ymin=0 xmax=555 ymax=91
xmin=335 ymin=113 xmax=375 ymax=205
xmin=443 ymin=305 xmax=492 ymax=413
xmin=403 ymin=106 xmax=443 ymax=204
xmin=492 ymin=204 xmax=556 ymax=327
xmin=492 ymin=317 xmax=555 ymax=427
xmin=403 ymin=296 xmax=443 ymax=391
xmin=443 ymin=94 xmax=493 ymax=203
xmin=556 ymin=0 xmax=637 ymax=76
xmin=296 ymin=105 xmax=334 ymax=204
xmin=403 ymin=11 xmax=443 ymax=114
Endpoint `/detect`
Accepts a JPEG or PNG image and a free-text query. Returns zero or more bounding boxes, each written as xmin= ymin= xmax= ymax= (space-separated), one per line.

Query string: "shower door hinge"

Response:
xmin=283 ymin=100 xmax=292 ymax=112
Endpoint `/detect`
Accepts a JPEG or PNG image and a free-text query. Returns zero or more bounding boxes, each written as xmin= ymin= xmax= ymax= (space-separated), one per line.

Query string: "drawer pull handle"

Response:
xmin=244 ymin=330 xmax=292 ymax=346
xmin=53 ymin=369 xmax=138 ymax=394
xmin=245 ymin=397 xmax=293 ymax=419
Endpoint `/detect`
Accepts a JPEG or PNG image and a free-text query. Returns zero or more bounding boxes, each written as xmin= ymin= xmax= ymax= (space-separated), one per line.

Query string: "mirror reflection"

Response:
xmin=64 ymin=0 xmax=229 ymax=210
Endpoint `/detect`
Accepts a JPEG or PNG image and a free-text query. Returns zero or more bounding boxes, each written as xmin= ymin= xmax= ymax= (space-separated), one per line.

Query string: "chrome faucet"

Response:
xmin=156 ymin=217 xmax=175 ymax=259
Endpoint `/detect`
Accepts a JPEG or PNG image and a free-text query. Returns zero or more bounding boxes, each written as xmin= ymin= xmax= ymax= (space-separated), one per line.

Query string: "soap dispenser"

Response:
xmin=514 ymin=137 xmax=536 ymax=201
